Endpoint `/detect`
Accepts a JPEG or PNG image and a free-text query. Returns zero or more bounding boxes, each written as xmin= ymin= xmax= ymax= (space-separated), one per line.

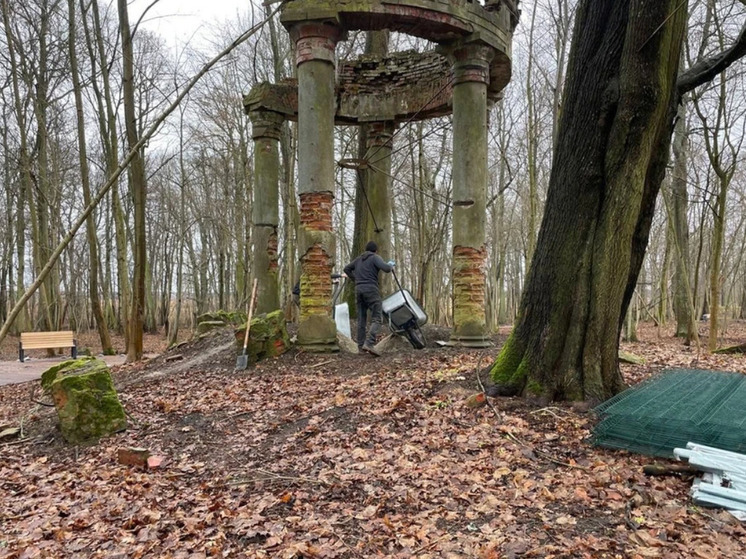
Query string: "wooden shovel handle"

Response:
xmin=242 ymin=279 xmax=259 ymax=351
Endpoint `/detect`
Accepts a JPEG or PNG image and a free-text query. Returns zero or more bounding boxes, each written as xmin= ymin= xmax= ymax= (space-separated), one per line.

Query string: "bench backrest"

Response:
xmin=20 ymin=331 xmax=75 ymax=349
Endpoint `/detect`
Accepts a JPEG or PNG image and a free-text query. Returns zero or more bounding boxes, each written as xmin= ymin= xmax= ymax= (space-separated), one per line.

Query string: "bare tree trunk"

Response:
xmin=118 ymin=0 xmax=146 ymax=361
xmin=669 ymin=102 xmax=698 ymax=343
xmin=68 ymin=0 xmax=113 ymax=354
xmin=525 ymin=3 xmax=539 ymax=266
xmin=83 ymin=0 xmax=130 ymax=338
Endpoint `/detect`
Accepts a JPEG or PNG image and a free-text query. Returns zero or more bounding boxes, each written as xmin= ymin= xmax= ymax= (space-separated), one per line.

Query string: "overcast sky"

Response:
xmin=130 ymin=0 xmax=249 ymax=47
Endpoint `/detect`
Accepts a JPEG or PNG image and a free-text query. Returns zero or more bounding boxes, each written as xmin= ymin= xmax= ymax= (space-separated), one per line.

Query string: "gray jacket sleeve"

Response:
xmin=374 ymin=254 xmax=393 ymax=273
xmin=343 ymin=257 xmax=358 ymax=280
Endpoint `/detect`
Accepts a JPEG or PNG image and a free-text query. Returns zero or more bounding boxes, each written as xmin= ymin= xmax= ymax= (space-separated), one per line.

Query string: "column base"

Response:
xmin=297 ymin=314 xmax=339 ymax=353
xmin=448 ymin=333 xmax=493 ymax=349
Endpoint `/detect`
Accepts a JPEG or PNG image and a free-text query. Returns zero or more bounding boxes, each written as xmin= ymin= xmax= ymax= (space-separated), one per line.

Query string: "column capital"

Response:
xmin=249 ymin=110 xmax=284 ymax=141
xmin=289 ymin=21 xmax=346 ymax=66
xmin=444 ymin=43 xmax=495 ymax=86
xmin=365 ymin=121 xmax=396 ymax=149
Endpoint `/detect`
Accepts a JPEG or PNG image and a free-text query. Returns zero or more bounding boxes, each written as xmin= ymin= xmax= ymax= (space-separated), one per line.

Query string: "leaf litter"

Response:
xmin=1 ymin=323 xmax=746 ymax=557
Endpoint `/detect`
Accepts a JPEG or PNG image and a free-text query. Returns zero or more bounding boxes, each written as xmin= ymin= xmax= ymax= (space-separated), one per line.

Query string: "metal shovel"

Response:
xmin=236 ymin=278 xmax=258 ymax=370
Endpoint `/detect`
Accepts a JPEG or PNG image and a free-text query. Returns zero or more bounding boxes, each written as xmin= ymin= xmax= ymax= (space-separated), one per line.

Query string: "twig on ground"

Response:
xmin=1 ymin=438 xmax=32 ymax=447
xmin=625 ymin=499 xmax=640 ymax=531
xmin=412 ymin=534 xmax=451 ymax=554
xmin=530 ymin=407 xmax=565 ymax=418
xmin=475 ymin=355 xmax=503 ymax=422
xmin=0 ymin=510 xmax=38 ymax=522
xmin=690 ymin=506 xmax=726 ymax=524
xmin=310 ymin=359 xmax=335 ymax=369
xmin=29 ymin=383 xmax=54 ymax=407
xmin=504 ymin=431 xmax=588 ymax=471
xmin=19 ymin=404 xmax=42 ymax=439
xmin=229 ymin=468 xmax=330 ymax=486
xmin=327 ymin=523 xmax=364 ymax=557
xmin=124 ymin=407 xmax=143 ymax=426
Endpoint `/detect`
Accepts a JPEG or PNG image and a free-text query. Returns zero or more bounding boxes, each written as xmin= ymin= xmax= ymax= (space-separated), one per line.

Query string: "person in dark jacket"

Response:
xmin=343 ymin=241 xmax=394 ymax=356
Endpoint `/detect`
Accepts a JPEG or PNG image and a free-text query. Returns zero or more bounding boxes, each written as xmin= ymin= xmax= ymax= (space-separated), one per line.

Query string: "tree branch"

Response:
xmin=677 ymin=20 xmax=746 ymax=94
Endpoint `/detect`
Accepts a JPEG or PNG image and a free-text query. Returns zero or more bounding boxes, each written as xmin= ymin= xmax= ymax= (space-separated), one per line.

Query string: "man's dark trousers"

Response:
xmin=356 ymin=285 xmax=382 ymax=348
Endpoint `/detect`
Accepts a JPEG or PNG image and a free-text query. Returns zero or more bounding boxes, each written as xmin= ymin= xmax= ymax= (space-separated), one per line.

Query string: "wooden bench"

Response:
xmin=19 ymin=331 xmax=77 ymax=362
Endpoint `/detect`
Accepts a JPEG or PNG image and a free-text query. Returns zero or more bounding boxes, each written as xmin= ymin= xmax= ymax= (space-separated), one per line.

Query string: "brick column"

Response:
xmin=291 ymin=21 xmax=345 ymax=351
xmin=249 ymin=109 xmax=283 ymax=314
xmin=449 ymin=44 xmax=494 ymax=347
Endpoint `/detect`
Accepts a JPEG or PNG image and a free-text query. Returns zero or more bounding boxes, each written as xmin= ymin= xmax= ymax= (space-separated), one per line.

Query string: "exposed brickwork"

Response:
xmin=267 ymin=230 xmax=279 ymax=273
xmin=260 ymin=0 xmax=517 ymax=122
xmin=245 ymin=52 xmax=454 ymax=124
xmin=300 ymin=243 xmax=334 ymax=320
xmin=299 ymin=192 xmax=334 ymax=232
xmin=291 ymin=22 xmax=342 ymax=65
xmin=338 ymin=50 xmax=449 ymax=97
xmin=453 ymin=245 xmax=487 ymax=335
xmin=298 ymin=192 xmax=335 ymax=322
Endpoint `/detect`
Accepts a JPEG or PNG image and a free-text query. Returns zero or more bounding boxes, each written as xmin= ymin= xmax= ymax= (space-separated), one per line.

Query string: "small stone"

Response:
xmin=165 ymin=354 xmax=183 ymax=362
xmin=336 ymin=333 xmax=359 ymax=354
xmin=118 ymin=447 xmax=150 ymax=467
xmin=373 ymin=334 xmax=412 ymax=354
xmin=147 ymin=455 xmax=165 ymax=469
xmin=0 ymin=427 xmax=20 ymax=440
xmin=465 ymin=392 xmax=487 ymax=409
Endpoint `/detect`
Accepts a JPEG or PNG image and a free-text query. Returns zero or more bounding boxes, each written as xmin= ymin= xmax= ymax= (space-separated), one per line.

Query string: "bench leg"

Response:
xmin=72 ymin=342 xmax=77 ymax=359
xmin=19 ymin=342 xmax=24 ymax=363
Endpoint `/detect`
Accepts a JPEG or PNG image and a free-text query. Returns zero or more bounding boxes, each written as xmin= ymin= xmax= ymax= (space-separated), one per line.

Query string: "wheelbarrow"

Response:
xmin=382 ymin=270 xmax=427 ymax=349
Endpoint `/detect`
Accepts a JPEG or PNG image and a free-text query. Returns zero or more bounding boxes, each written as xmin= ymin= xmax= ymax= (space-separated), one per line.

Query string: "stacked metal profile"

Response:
xmin=592 ymin=369 xmax=746 ymax=458
xmin=674 ymin=442 xmax=746 ymax=516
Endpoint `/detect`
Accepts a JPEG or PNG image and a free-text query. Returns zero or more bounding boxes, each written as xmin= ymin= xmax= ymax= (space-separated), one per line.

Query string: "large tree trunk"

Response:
xmin=490 ymin=0 xmax=688 ymax=402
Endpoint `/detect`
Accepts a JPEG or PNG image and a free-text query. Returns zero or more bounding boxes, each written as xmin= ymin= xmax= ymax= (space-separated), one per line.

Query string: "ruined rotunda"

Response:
xmin=245 ymin=0 xmax=519 ymax=351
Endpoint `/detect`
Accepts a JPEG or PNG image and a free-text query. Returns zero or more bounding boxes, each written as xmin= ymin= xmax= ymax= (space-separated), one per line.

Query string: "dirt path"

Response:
xmin=0 ymin=355 xmax=152 ymax=386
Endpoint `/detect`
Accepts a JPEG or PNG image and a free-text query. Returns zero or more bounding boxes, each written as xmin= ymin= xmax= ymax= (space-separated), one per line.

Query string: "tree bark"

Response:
xmin=490 ymin=0 xmax=688 ymax=402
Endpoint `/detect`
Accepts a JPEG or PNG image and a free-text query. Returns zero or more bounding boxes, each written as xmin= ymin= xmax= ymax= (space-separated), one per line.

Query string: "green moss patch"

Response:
xmin=42 ymin=358 xmax=127 ymax=444
xmin=234 ymin=310 xmax=292 ymax=364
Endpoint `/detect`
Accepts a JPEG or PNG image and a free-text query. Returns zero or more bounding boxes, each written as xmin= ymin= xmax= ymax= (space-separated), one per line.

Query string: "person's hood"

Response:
xmin=361 ymin=251 xmax=375 ymax=261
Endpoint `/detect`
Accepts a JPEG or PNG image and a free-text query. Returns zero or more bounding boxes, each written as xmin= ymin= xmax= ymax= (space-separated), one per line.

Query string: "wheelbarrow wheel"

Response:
xmin=405 ymin=325 xmax=426 ymax=349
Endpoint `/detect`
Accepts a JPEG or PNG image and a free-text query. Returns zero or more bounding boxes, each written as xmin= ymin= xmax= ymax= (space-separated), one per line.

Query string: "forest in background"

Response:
xmin=0 ymin=0 xmax=745 ymax=354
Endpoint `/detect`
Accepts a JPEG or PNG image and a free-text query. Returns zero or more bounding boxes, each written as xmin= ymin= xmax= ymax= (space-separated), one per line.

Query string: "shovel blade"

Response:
xmin=235 ymin=353 xmax=249 ymax=370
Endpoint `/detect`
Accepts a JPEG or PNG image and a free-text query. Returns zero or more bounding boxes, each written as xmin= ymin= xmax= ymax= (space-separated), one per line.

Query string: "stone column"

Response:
xmin=449 ymin=44 xmax=494 ymax=347
xmin=291 ymin=21 xmax=344 ymax=352
xmin=364 ymin=121 xmax=395 ymax=292
xmin=249 ymin=109 xmax=283 ymax=314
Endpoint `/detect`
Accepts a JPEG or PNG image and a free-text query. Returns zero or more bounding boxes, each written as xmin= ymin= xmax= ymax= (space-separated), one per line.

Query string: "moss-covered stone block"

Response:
xmin=197 ymin=320 xmax=227 ymax=335
xmin=618 ymin=351 xmax=645 ymax=365
xmin=42 ymin=357 xmax=127 ymax=444
xmin=197 ymin=310 xmax=247 ymax=326
xmin=234 ymin=310 xmax=292 ymax=364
